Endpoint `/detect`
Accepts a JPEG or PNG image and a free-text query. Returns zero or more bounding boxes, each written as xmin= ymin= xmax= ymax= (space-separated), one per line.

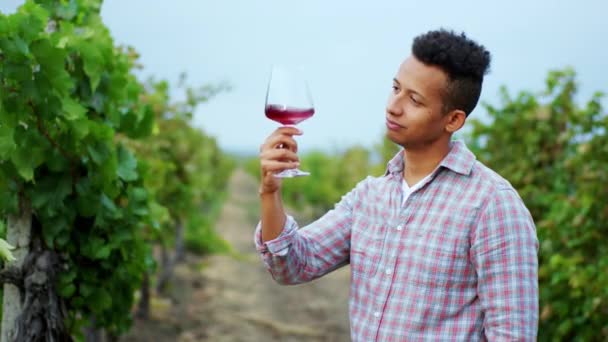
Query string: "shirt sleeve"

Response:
xmin=253 ymin=177 xmax=370 ymax=285
xmin=254 ymin=215 xmax=298 ymax=258
xmin=471 ymin=187 xmax=539 ymax=341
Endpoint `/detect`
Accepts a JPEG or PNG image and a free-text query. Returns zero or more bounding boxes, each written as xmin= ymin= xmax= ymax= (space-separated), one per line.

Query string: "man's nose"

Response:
xmin=386 ymin=96 xmax=403 ymax=117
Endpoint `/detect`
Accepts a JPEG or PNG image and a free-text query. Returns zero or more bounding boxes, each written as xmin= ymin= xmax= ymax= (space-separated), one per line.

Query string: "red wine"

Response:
xmin=265 ymin=104 xmax=315 ymax=125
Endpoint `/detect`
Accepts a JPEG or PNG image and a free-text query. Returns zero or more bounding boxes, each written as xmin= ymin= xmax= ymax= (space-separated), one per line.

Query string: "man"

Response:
xmin=254 ymin=29 xmax=539 ymax=341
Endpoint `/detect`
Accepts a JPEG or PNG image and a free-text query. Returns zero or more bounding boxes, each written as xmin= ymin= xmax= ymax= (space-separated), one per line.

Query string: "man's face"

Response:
xmin=385 ymin=55 xmax=452 ymax=149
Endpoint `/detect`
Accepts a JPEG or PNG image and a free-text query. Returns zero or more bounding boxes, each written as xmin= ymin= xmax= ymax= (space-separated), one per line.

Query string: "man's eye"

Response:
xmin=392 ymin=86 xmax=399 ymax=92
xmin=410 ymin=96 xmax=420 ymax=105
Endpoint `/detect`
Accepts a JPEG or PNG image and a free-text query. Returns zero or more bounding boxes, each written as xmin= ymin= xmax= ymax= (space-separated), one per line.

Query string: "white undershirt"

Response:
xmin=402 ymin=174 xmax=432 ymax=205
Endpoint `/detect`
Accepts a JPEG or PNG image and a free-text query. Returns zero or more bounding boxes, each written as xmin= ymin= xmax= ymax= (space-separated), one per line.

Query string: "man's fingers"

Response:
xmin=261 ymin=160 xmax=300 ymax=172
xmin=258 ymin=127 xmax=303 ymax=181
xmin=260 ymin=148 xmax=299 ymax=163
xmin=261 ymin=134 xmax=299 ymax=153
xmin=276 ymin=126 xmax=303 ymax=136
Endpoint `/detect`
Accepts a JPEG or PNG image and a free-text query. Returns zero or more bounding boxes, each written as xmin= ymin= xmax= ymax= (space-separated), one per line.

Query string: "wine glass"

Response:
xmin=264 ymin=65 xmax=315 ymax=178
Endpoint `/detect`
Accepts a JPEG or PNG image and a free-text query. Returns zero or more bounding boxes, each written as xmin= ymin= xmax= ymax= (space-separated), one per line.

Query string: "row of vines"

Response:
xmin=0 ymin=1 xmax=233 ymax=340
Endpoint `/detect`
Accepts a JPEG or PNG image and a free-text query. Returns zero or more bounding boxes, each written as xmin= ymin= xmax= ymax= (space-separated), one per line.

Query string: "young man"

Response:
xmin=255 ymin=29 xmax=539 ymax=341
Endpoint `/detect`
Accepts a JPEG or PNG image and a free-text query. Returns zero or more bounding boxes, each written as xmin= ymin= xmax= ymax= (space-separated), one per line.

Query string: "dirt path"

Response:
xmin=122 ymin=169 xmax=351 ymax=341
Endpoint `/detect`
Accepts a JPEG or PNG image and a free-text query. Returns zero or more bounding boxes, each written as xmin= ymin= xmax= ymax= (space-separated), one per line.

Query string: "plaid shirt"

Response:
xmin=255 ymin=140 xmax=539 ymax=341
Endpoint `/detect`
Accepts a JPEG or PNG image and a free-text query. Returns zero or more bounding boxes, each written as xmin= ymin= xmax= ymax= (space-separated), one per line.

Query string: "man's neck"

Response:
xmin=402 ymin=140 xmax=451 ymax=186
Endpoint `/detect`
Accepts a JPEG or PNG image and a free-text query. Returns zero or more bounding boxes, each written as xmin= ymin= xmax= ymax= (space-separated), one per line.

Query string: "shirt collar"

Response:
xmin=385 ymin=140 xmax=476 ymax=177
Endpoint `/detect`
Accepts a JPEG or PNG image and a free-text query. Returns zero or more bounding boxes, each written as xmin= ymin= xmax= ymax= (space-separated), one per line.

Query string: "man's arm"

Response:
xmin=471 ymin=187 xmax=539 ymax=341
xmin=255 ymin=126 xmax=362 ymax=284
xmin=254 ymin=179 xmax=365 ymax=285
xmin=260 ymin=190 xmax=287 ymax=242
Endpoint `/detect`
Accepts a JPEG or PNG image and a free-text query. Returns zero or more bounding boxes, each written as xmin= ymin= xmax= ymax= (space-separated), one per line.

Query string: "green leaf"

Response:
xmin=80 ymin=42 xmax=103 ymax=92
xmin=6 ymin=122 xmax=46 ymax=181
xmin=100 ymin=194 xmax=118 ymax=213
xmin=69 ymin=118 xmax=90 ymax=140
xmin=55 ymin=1 xmax=78 ymax=20
xmin=13 ymin=37 xmax=30 ymax=56
xmin=129 ymin=187 xmax=147 ymax=202
xmin=0 ymin=182 xmax=19 ymax=214
xmin=59 ymin=269 xmax=77 ymax=284
xmin=138 ymin=110 xmax=155 ymax=136
xmin=0 ymin=239 xmax=16 ymax=262
xmin=111 ymin=229 xmax=132 ymax=244
xmin=121 ymin=107 xmax=155 ymax=138
xmin=89 ymin=288 xmax=112 ymax=311
xmin=82 ymin=236 xmax=103 ymax=258
xmin=41 ymin=215 xmax=70 ymax=247
xmin=75 ymin=179 xmax=100 ymax=217
xmin=30 ymin=39 xmax=72 ymax=97
xmin=0 ymin=125 xmax=16 ymax=159
xmin=0 ymin=109 xmax=17 ymax=127
xmin=17 ymin=1 xmax=47 ymax=40
xmin=30 ymin=176 xmax=72 ymax=209
xmin=61 ymin=97 xmax=87 ymax=121
xmin=88 ymin=121 xmax=114 ymax=140
xmin=55 ymin=231 xmax=71 ymax=248
xmin=11 ymin=153 xmax=35 ymax=181
xmin=117 ymin=146 xmax=138 ymax=181
xmin=46 ymin=148 xmax=70 ymax=172
xmin=94 ymin=245 xmax=112 ymax=259
xmin=80 ymin=283 xmax=93 ymax=297
xmin=59 ymin=283 xmax=76 ymax=298
xmin=87 ymin=144 xmax=105 ymax=165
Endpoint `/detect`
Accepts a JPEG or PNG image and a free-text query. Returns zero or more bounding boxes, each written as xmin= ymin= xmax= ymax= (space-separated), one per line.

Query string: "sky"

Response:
xmin=2 ymin=1 xmax=607 ymax=155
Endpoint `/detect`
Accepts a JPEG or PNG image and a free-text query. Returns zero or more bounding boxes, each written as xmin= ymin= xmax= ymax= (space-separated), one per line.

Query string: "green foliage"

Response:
xmin=127 ymin=78 xmax=234 ymax=255
xmin=243 ymin=156 xmax=262 ymax=181
xmin=466 ymin=68 xmax=608 ymax=341
xmin=0 ymin=0 xmax=233 ymax=337
xmin=185 ymin=210 xmax=231 ymax=255
xmin=1 ymin=1 xmax=153 ymax=334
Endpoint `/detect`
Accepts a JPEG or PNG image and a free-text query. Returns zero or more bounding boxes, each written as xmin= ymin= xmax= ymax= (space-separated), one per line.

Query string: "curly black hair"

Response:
xmin=412 ymin=29 xmax=491 ymax=116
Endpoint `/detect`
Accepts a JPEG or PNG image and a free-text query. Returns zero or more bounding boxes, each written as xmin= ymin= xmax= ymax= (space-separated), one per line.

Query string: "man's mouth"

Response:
xmin=386 ymin=119 xmax=403 ymax=131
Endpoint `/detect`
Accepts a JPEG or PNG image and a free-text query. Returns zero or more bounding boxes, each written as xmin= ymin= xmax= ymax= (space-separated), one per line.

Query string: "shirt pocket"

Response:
xmin=402 ymin=228 xmax=470 ymax=288
xmin=350 ymin=250 xmax=380 ymax=279
xmin=350 ymin=217 xmax=387 ymax=279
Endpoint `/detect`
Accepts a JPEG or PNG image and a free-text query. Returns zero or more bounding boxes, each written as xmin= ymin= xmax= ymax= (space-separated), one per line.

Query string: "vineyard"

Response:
xmin=0 ymin=1 xmax=233 ymax=340
xmin=2 ymin=1 xmax=608 ymax=341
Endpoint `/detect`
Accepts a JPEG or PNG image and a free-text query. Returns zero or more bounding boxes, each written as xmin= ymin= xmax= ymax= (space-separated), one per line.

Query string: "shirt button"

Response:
xmin=373 ymin=311 xmax=381 ymax=318
xmin=385 ymin=269 xmax=392 ymax=275
xmin=396 ymin=225 xmax=403 ymax=231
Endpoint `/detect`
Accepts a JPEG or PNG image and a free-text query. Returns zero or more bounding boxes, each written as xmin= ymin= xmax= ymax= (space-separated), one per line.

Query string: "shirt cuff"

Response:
xmin=254 ymin=215 xmax=298 ymax=256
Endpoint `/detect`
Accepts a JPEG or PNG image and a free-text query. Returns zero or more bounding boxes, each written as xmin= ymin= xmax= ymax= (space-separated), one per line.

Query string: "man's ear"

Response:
xmin=445 ymin=110 xmax=466 ymax=133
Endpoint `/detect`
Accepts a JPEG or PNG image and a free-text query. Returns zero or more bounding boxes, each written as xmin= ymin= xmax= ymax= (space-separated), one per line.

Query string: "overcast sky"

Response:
xmin=2 ymin=1 xmax=607 ymax=154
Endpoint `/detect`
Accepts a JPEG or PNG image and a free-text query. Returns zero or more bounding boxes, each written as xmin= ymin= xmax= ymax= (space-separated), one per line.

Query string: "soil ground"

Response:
xmin=120 ymin=169 xmax=351 ymax=342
